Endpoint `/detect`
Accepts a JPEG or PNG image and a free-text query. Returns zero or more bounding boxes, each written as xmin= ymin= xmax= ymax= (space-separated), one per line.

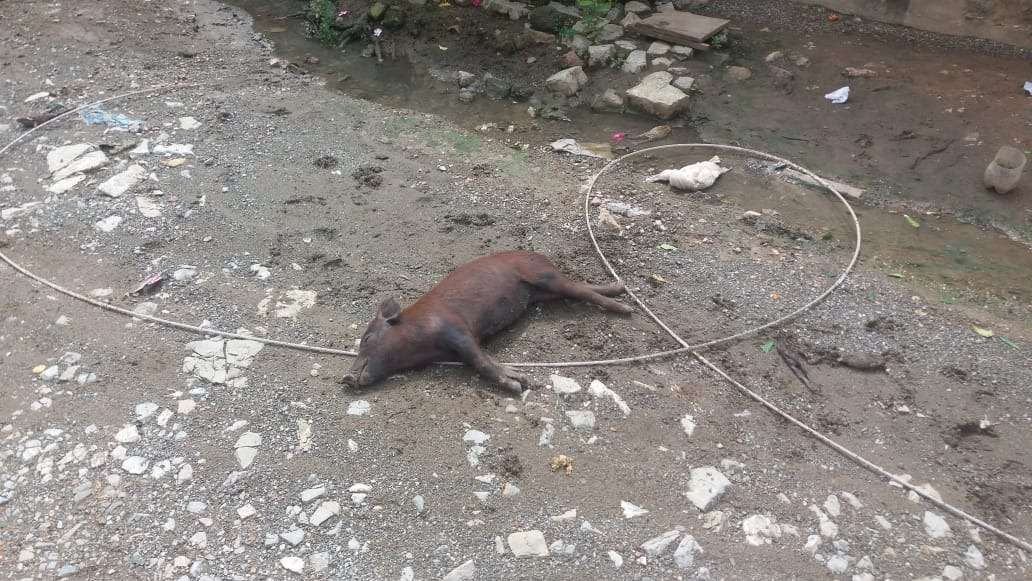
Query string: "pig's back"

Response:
xmin=408 ymin=252 xmax=551 ymax=338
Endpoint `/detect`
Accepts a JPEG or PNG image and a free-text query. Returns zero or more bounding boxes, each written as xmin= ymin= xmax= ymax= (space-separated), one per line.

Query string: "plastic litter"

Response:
xmin=1024 ymin=81 xmax=1032 ymax=96
xmin=824 ymin=86 xmax=849 ymax=104
xmin=80 ymin=108 xmax=142 ymax=130
xmin=550 ymin=138 xmax=613 ymax=160
xmin=645 ymin=156 xmax=730 ymax=191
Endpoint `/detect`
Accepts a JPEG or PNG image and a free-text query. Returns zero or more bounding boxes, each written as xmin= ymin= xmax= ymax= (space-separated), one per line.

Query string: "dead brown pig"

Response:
xmin=343 ymin=251 xmax=633 ymax=393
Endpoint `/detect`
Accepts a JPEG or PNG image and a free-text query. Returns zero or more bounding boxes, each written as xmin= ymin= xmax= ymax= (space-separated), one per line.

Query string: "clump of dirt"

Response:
xmin=352 ymin=164 xmax=384 ymax=188
xmin=313 ymin=155 xmax=339 ymax=169
xmin=493 ymin=446 xmax=524 ymax=478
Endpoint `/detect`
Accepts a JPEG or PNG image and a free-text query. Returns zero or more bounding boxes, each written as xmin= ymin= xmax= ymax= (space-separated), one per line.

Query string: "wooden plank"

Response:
xmin=629 ymin=11 xmax=730 ymax=45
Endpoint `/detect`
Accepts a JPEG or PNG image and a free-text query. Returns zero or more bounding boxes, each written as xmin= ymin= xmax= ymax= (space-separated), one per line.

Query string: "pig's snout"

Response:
xmin=342 ymin=357 xmax=371 ymax=388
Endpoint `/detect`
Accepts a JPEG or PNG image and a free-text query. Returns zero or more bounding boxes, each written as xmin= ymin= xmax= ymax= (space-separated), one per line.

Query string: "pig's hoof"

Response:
xmin=499 ymin=367 xmax=530 ymax=394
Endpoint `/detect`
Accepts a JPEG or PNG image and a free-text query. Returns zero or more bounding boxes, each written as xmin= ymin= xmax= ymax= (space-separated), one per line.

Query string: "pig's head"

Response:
xmin=342 ymin=297 xmax=405 ymax=387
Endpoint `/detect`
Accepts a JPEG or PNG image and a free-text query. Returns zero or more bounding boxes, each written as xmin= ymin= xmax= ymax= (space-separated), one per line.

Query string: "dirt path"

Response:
xmin=1 ymin=1 xmax=1030 ymax=580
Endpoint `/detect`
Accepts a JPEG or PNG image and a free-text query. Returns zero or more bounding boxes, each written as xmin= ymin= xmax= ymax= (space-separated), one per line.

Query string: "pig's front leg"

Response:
xmin=444 ymin=330 xmax=529 ymax=394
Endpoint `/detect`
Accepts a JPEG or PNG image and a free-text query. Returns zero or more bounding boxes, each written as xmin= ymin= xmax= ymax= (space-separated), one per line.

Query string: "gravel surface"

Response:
xmin=1 ymin=1 xmax=1030 ymax=580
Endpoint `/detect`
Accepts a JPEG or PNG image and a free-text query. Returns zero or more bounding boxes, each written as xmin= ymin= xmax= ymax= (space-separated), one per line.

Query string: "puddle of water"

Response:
xmin=228 ymin=1 xmax=1032 ymax=304
xmin=229 ymin=0 xmax=695 ymax=144
xmin=725 ymin=174 xmax=1032 ymax=302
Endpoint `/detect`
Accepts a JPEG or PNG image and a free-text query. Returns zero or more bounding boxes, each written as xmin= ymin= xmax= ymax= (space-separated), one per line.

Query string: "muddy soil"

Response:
xmin=0 ymin=1 xmax=1031 ymax=581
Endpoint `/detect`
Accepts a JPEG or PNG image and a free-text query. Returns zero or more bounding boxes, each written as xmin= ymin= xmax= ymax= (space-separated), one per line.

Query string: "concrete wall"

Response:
xmin=796 ymin=0 xmax=1032 ymax=48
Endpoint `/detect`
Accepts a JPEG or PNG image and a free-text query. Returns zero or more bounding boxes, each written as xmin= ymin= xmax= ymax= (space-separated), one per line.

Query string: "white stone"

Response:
xmin=502 ymin=483 xmax=520 ymax=497
xmin=187 ymin=501 xmax=207 ymax=513
xmin=235 ymin=432 xmax=262 ymax=448
xmin=641 ymin=529 xmax=681 ymax=556
xmin=136 ymin=195 xmax=162 ymax=218
xmin=647 ymin=41 xmax=670 ymax=56
xmin=189 ymin=531 xmax=207 ymax=548
xmin=804 ymin=534 xmax=821 ymax=554
xmin=508 ymin=530 xmax=549 ymax=557
xmin=310 ymin=501 xmax=341 ymax=526
xmin=122 ymin=456 xmax=149 ymax=474
xmin=443 ymin=560 xmax=475 ymax=581
xmin=347 ymin=400 xmax=371 ymax=416
xmin=565 ymin=410 xmax=596 ymax=430
xmin=462 ymin=429 xmax=490 ymax=445
xmin=587 ymin=380 xmax=631 ymax=415
xmin=673 ymin=534 xmax=702 ymax=569
xmin=923 ymin=511 xmax=951 ymax=538
xmin=45 ymin=177 xmax=81 ymax=196
xmin=237 ymin=503 xmax=256 ymax=520
xmin=301 ymin=487 xmax=326 ymax=503
xmin=280 ymin=529 xmax=305 ymax=546
xmin=824 ymin=494 xmax=841 ymax=517
xmin=942 ymin=565 xmax=963 ymax=580
xmin=680 ymin=414 xmax=696 ymax=438
xmin=311 ymin=552 xmax=331 ymax=572
xmin=608 ymin=550 xmax=624 ymax=568
xmin=178 ymin=117 xmax=202 ymax=130
xmin=621 ymin=500 xmax=648 ymax=519
xmin=52 ymin=150 xmax=109 ymax=181
xmin=178 ymin=399 xmax=197 ymax=414
xmin=625 ymin=1 xmax=650 ymax=13
xmin=235 ymin=447 xmax=257 ymax=469
xmin=685 ymin=466 xmax=730 ymax=511
xmin=673 ymin=76 xmax=695 ymax=91
xmin=95 ymin=215 xmax=123 ymax=232
xmin=874 ymin=515 xmax=892 ymax=530
xmin=98 ymin=164 xmax=147 ymax=197
xmin=742 ymin=514 xmax=782 ymax=546
xmin=413 ymin=494 xmax=426 ymax=513
xmin=545 ymin=66 xmax=588 ymax=97
xmin=153 ymin=143 xmax=194 ymax=156
xmin=626 ymin=71 xmax=690 ymax=120
xmin=280 ymin=556 xmax=304 ymax=574
xmin=47 ymin=143 xmax=94 ymax=172
xmin=622 ymin=50 xmax=647 ymax=74
xmin=176 ymin=466 xmax=192 ymax=485
xmin=134 ymin=401 xmax=158 ymax=420
xmin=672 ymin=45 xmax=694 ymax=57
xmin=826 ymin=554 xmax=849 ymax=574
xmin=538 ymin=422 xmax=555 ymax=447
xmin=964 ymin=544 xmax=985 ymax=569
xmin=550 ymin=509 xmax=577 ymax=522
xmin=550 ymin=374 xmax=582 ymax=394
xmin=115 ymin=424 xmax=140 ymax=443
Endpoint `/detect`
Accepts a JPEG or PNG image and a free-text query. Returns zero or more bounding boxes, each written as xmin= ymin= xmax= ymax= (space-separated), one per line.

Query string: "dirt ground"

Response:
xmin=1 ymin=1 xmax=1031 ymax=581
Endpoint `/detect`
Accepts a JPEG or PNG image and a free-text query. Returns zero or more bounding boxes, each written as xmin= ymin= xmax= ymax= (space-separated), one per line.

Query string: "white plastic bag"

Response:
xmin=825 ymin=86 xmax=850 ymax=104
xmin=645 ymin=156 xmax=730 ymax=191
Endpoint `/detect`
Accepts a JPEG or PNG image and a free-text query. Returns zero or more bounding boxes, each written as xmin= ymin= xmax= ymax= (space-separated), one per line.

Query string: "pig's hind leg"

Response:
xmin=532 ymin=272 xmax=635 ymax=314
xmin=444 ymin=329 xmax=530 ymax=394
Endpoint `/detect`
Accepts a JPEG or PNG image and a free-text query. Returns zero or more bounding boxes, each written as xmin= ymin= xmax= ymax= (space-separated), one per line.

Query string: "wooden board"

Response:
xmin=629 ymin=11 xmax=730 ymax=46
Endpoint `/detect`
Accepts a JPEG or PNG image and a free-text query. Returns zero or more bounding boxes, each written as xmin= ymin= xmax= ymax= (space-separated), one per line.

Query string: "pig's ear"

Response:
xmin=378 ymin=297 xmax=401 ymax=325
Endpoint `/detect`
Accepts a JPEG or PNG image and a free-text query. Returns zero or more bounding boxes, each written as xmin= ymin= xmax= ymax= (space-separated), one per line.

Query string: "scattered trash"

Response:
xmin=24 ymin=91 xmax=52 ymax=103
xmin=161 ymin=157 xmax=187 ymax=168
xmin=779 ymin=168 xmax=865 ymax=200
xmin=888 ymin=272 xmax=905 ymax=279
xmin=1024 ymin=81 xmax=1032 ymax=96
xmin=549 ymin=138 xmax=613 ymax=160
xmin=649 ymin=274 xmax=668 ymax=286
xmin=903 ymin=214 xmax=920 ymax=228
xmin=606 ymin=201 xmax=651 ymax=218
xmin=760 ymin=339 xmax=775 ymax=353
xmin=971 ymin=325 xmax=994 ymax=338
xmin=597 ymin=207 xmax=623 ymax=233
xmin=153 ymin=143 xmax=194 ymax=156
xmin=127 ymin=271 xmax=165 ymax=297
xmin=630 ymin=125 xmax=671 ymax=142
xmin=824 ymin=86 xmax=850 ymax=104
xmin=549 ymin=454 xmax=574 ymax=475
xmin=657 ymin=243 xmax=678 ymax=252
xmin=646 ymin=156 xmax=730 ymax=191
xmin=998 ymin=337 xmax=1019 ymax=350
xmin=611 ymin=131 xmax=626 ymax=143
xmin=80 ymin=108 xmax=142 ymax=130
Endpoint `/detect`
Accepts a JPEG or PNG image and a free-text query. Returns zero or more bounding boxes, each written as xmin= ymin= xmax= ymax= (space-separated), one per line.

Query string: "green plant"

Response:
xmin=709 ymin=31 xmax=729 ymax=50
xmin=576 ymin=0 xmax=611 ymax=39
xmin=310 ymin=0 xmax=340 ymax=46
